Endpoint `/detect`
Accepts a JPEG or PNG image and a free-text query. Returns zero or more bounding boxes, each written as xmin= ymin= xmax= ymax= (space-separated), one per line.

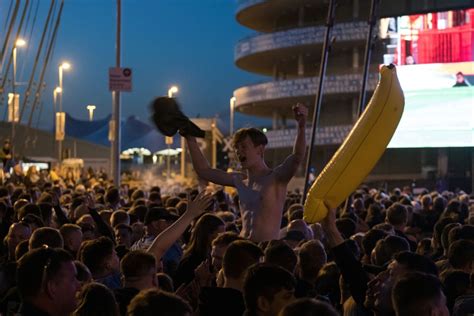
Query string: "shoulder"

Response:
xmin=230 ymin=172 xmax=247 ymax=186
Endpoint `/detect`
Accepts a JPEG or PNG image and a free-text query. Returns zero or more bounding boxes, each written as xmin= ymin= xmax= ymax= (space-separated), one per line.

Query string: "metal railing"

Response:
xmin=235 ymin=22 xmax=369 ymax=60
xmin=234 ymin=73 xmax=379 ymax=106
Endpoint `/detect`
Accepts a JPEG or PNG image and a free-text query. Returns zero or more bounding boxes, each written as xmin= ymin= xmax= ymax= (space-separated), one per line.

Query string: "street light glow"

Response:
xmin=16 ymin=38 xmax=26 ymax=47
xmin=60 ymin=62 xmax=71 ymax=70
xmin=168 ymin=85 xmax=179 ymax=98
xmin=87 ymin=104 xmax=96 ymax=121
xmin=57 ymin=61 xmax=71 ymax=163
xmin=54 ymin=87 xmax=62 ymax=94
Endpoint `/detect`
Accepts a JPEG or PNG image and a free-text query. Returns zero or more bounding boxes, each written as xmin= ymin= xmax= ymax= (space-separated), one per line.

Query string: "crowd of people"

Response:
xmin=0 ymin=161 xmax=473 ymax=316
xmin=0 ymin=105 xmax=473 ymax=315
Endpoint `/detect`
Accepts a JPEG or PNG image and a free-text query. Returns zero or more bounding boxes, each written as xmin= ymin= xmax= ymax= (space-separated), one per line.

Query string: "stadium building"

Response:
xmin=233 ymin=0 xmax=474 ymax=192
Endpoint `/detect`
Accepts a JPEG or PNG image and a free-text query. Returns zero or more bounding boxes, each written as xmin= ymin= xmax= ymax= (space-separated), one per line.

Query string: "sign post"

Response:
xmin=165 ymin=136 xmax=173 ymax=180
xmin=108 ymin=0 xmax=131 ymax=186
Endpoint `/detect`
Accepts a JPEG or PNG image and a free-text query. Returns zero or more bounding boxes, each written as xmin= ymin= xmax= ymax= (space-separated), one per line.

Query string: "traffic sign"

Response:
xmin=165 ymin=136 xmax=173 ymax=145
xmin=109 ymin=67 xmax=132 ymax=92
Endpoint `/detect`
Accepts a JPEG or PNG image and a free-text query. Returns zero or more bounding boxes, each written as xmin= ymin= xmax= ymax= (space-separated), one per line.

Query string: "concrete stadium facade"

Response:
xmin=232 ymin=0 xmax=474 ymax=192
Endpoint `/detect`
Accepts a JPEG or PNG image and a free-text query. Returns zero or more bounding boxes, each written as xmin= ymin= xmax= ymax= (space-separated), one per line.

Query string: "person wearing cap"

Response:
xmin=131 ymin=207 xmax=179 ymax=250
xmin=145 ymin=192 xmax=213 ymax=269
xmin=130 ymin=207 xmax=181 ymax=276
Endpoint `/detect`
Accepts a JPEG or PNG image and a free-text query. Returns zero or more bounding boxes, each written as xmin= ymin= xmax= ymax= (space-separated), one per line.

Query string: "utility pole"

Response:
xmin=111 ymin=0 xmax=122 ymax=186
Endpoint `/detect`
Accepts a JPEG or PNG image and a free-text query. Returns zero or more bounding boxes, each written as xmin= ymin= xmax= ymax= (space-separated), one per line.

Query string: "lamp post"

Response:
xmin=165 ymin=136 xmax=173 ymax=180
xmin=53 ymin=86 xmax=61 ymax=156
xmin=168 ymin=85 xmax=178 ymax=98
xmin=58 ymin=61 xmax=71 ymax=163
xmin=58 ymin=62 xmax=70 ymax=113
xmin=11 ymin=38 xmax=26 ymax=146
xmin=13 ymin=39 xmax=26 ymax=91
xmin=166 ymin=85 xmax=178 ymax=180
xmin=53 ymin=87 xmax=61 ymax=116
xmin=86 ymin=105 xmax=96 ymax=121
xmin=230 ymin=96 xmax=236 ymax=136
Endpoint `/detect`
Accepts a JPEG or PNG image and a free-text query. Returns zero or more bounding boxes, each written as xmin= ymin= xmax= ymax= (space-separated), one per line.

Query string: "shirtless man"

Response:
xmin=184 ymin=104 xmax=307 ymax=242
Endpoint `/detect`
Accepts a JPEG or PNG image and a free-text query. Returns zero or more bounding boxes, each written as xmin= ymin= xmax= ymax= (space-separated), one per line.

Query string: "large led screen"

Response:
xmin=380 ymin=9 xmax=474 ymax=148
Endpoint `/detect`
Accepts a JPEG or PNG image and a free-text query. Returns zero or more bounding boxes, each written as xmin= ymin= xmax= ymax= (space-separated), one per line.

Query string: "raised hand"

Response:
xmin=292 ymin=103 xmax=308 ymax=127
xmin=186 ymin=191 xmax=213 ymax=218
xmin=83 ymin=193 xmax=96 ymax=210
xmin=321 ymin=201 xmax=344 ymax=246
xmin=321 ymin=201 xmax=337 ymax=228
xmin=147 ymin=191 xmax=214 ymax=262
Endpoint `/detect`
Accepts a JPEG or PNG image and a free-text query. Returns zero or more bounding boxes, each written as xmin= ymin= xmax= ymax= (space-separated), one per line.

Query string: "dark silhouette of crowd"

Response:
xmin=0 ymin=160 xmax=473 ymax=316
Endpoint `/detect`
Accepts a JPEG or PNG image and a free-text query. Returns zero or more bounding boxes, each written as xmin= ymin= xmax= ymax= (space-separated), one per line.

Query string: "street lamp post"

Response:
xmin=86 ymin=105 xmax=96 ymax=121
xmin=53 ymin=86 xmax=61 ymax=159
xmin=166 ymin=85 xmax=179 ymax=180
xmin=58 ymin=62 xmax=70 ymax=113
xmin=58 ymin=62 xmax=71 ymax=163
xmin=53 ymin=87 xmax=61 ymax=118
xmin=230 ymin=96 xmax=236 ymax=136
xmin=165 ymin=136 xmax=173 ymax=180
xmin=12 ymin=39 xmax=26 ymax=91
xmin=11 ymin=38 xmax=26 ymax=147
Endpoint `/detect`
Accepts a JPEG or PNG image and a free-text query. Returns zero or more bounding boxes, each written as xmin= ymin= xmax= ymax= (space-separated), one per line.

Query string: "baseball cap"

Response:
xmin=144 ymin=207 xmax=179 ymax=225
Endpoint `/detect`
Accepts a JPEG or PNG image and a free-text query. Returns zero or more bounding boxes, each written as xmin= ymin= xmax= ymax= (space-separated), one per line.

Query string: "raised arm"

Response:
xmin=321 ymin=203 xmax=370 ymax=307
xmin=50 ymin=192 xmax=70 ymax=226
xmin=275 ymin=104 xmax=307 ymax=183
xmin=185 ymin=136 xmax=235 ymax=186
xmin=321 ymin=203 xmax=345 ymax=248
xmin=84 ymin=194 xmax=115 ymax=242
xmin=147 ymin=192 xmax=213 ymax=261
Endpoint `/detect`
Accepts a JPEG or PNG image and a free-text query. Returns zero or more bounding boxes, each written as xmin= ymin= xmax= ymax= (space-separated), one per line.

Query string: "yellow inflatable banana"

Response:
xmin=304 ymin=64 xmax=404 ymax=223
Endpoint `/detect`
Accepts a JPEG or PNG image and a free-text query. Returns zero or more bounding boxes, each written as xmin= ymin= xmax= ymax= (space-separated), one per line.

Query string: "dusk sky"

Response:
xmin=3 ymin=0 xmax=271 ymax=132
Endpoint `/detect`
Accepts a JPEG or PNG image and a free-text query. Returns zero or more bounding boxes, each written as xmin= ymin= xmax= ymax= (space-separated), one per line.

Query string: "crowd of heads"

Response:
xmin=0 ymin=163 xmax=473 ymax=315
